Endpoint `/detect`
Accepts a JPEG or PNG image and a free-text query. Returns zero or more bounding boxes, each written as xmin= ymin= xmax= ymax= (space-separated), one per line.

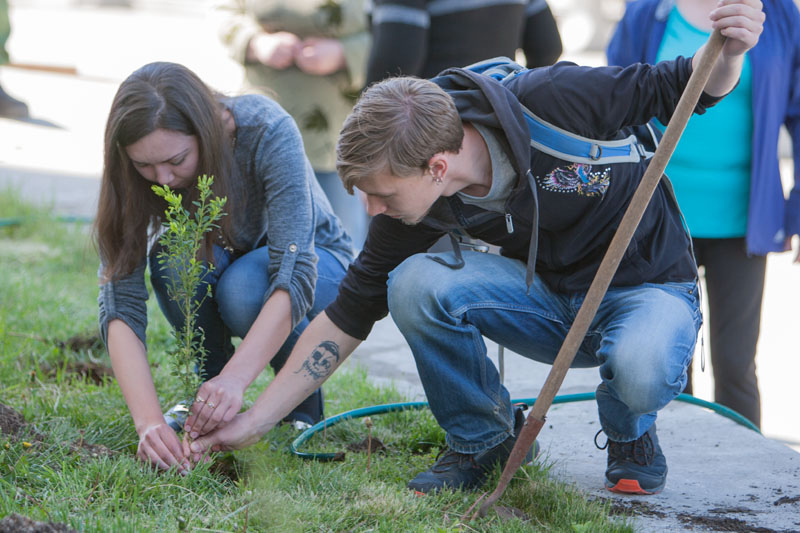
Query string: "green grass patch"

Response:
xmin=0 ymin=193 xmax=633 ymax=532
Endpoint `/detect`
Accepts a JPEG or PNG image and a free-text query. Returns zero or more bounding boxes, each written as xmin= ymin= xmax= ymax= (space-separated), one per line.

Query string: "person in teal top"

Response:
xmin=608 ymin=0 xmax=800 ymax=429
xmin=654 ymin=6 xmax=753 ymax=238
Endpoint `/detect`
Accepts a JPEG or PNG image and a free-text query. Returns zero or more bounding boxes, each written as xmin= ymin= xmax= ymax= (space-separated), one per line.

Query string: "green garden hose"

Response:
xmin=0 ymin=218 xmax=22 ymax=228
xmin=0 ymin=216 xmax=93 ymax=227
xmin=290 ymin=392 xmax=759 ymax=461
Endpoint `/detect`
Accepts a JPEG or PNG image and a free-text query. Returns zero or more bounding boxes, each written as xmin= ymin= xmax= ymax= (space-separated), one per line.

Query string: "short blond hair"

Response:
xmin=336 ymin=77 xmax=464 ymax=193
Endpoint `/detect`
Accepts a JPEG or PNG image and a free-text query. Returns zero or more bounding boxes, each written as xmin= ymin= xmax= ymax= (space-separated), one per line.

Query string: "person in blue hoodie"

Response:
xmin=188 ymin=0 xmax=764 ymax=496
xmin=607 ymin=0 xmax=800 ymax=430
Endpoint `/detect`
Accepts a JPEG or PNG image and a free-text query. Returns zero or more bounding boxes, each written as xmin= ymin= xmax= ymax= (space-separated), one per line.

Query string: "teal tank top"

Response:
xmin=655 ymin=7 xmax=753 ymax=238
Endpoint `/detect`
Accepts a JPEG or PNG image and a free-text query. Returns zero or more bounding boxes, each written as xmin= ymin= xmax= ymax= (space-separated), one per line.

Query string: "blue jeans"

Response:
xmin=387 ymin=252 xmax=701 ymax=453
xmin=316 ymin=170 xmax=369 ymax=250
xmin=149 ymin=243 xmax=346 ymax=382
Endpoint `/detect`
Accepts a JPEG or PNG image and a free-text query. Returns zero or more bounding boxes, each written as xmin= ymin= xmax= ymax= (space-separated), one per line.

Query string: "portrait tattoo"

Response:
xmin=296 ymin=340 xmax=340 ymax=381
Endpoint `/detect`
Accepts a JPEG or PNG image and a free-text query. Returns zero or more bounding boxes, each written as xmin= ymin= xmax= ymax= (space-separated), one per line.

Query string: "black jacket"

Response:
xmin=328 ymin=57 xmax=719 ymax=340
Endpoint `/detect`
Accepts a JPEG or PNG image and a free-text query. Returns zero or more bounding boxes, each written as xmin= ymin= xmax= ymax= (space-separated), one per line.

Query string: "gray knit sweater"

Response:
xmin=97 ymin=94 xmax=354 ymax=347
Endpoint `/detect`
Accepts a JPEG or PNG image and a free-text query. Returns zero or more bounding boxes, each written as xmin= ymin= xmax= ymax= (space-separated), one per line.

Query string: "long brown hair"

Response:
xmin=94 ymin=62 xmax=236 ymax=282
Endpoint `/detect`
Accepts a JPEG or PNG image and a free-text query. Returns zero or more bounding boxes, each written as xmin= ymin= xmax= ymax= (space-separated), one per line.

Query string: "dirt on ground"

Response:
xmin=774 ymin=495 xmax=800 ymax=506
xmin=346 ymin=436 xmax=387 ymax=454
xmin=606 ymin=498 xmax=668 ymax=519
xmin=0 ymin=513 xmax=77 ymax=533
xmin=42 ymin=361 xmax=113 ymax=385
xmin=57 ymin=332 xmax=103 ymax=353
xmin=0 ymin=402 xmax=113 ymax=458
xmin=677 ymin=513 xmax=778 ymax=532
xmin=0 ymin=402 xmax=45 ymax=445
xmin=0 ymin=402 xmax=28 ymax=437
xmin=208 ymin=451 xmax=242 ymax=483
xmin=606 ymin=497 xmax=791 ymax=533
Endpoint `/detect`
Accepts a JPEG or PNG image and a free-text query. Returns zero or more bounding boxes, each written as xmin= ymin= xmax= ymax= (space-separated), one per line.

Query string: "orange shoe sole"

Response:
xmin=605 ymin=479 xmax=660 ymax=495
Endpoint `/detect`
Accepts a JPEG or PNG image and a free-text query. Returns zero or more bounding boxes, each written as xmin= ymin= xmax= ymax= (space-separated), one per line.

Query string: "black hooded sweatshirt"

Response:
xmin=326 ymin=57 xmax=720 ymax=340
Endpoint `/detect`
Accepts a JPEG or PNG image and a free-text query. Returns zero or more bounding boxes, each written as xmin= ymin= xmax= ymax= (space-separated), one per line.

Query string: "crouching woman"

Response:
xmin=94 ymin=62 xmax=354 ymax=471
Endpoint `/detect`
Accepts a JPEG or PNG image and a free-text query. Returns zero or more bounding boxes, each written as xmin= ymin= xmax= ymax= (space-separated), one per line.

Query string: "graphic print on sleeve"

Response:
xmin=537 ymin=163 xmax=611 ymax=197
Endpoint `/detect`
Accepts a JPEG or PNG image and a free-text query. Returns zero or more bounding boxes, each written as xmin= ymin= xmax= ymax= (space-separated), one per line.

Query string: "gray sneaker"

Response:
xmin=163 ymin=403 xmax=190 ymax=433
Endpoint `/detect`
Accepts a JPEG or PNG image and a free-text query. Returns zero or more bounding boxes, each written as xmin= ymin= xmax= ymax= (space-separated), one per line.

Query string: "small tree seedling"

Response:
xmin=152 ymin=175 xmax=227 ymax=423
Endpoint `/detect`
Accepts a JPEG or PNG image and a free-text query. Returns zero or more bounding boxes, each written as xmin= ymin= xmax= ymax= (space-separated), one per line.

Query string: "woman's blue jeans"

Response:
xmin=149 ymin=243 xmax=346 ymax=422
xmin=316 ymin=170 xmax=369 ymax=250
xmin=387 ymin=251 xmax=701 ymax=454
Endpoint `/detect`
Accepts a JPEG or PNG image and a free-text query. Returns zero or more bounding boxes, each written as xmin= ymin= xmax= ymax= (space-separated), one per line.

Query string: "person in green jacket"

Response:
xmin=216 ymin=0 xmax=370 ymax=248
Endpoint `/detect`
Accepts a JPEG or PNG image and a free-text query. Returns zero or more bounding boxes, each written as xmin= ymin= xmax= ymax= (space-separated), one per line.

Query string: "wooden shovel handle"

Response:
xmin=474 ymin=29 xmax=727 ymax=520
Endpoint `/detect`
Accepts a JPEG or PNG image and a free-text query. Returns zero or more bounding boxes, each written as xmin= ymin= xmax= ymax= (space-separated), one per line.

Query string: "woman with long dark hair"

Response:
xmin=95 ymin=61 xmax=354 ymax=471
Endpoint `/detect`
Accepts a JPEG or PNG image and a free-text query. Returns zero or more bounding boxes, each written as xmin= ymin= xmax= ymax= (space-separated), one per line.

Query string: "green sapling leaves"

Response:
xmin=152 ymin=175 xmax=227 ymax=418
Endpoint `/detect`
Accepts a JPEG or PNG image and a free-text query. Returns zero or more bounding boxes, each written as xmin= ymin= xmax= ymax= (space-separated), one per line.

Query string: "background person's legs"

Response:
xmin=694 ymin=237 xmax=765 ymax=428
xmin=315 ymin=170 xmax=369 ymax=250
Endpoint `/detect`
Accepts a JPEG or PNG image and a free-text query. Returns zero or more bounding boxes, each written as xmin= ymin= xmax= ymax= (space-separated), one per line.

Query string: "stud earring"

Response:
xmin=429 ymin=168 xmax=443 ymax=184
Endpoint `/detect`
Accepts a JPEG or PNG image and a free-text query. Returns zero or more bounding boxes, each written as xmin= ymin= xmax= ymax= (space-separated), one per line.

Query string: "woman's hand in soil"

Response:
xmin=185 ymin=374 xmax=246 ymax=439
xmin=188 ymin=411 xmax=264 ymax=460
xmin=137 ymin=422 xmax=191 ymax=474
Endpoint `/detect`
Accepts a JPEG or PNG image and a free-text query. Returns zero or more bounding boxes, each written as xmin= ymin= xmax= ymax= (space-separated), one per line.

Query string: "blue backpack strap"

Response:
xmin=464 ymin=56 xmax=650 ymax=165
xmin=466 ymin=57 xmax=527 ymax=81
xmin=519 ymin=106 xmax=647 ymax=164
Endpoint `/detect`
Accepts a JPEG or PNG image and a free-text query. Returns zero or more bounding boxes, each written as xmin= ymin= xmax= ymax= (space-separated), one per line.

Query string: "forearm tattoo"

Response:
xmin=295 ymin=340 xmax=340 ymax=381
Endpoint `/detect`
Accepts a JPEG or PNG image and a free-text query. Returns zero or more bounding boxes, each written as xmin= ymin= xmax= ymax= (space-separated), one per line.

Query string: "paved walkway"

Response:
xmin=1 ymin=3 xmax=799 ymax=531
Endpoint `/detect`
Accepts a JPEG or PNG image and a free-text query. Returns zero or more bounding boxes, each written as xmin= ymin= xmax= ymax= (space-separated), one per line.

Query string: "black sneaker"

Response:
xmin=407 ymin=405 xmax=540 ymax=494
xmin=597 ymin=423 xmax=667 ymax=495
xmin=164 ymin=403 xmax=190 ymax=433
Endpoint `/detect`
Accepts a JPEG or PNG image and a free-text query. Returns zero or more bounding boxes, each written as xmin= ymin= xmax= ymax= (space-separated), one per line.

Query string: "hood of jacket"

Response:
xmin=423 ymin=67 xmax=541 ymax=288
xmin=432 ymin=67 xmax=532 ymax=180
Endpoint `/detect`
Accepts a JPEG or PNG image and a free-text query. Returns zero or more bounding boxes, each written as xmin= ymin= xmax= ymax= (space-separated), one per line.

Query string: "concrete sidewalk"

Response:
xmin=1 ymin=3 xmax=799 ymax=531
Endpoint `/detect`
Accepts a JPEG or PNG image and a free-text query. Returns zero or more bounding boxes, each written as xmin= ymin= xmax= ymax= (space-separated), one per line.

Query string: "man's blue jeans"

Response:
xmin=149 ymin=244 xmax=346 ymax=381
xmin=387 ymin=251 xmax=701 ymax=454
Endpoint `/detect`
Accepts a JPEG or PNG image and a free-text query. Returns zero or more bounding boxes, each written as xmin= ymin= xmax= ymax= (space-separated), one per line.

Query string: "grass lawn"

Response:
xmin=0 ymin=192 xmax=634 ymax=532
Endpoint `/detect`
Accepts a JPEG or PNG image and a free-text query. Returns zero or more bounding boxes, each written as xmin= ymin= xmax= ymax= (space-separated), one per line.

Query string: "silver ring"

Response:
xmin=196 ymin=396 xmax=206 ymax=403
xmin=207 ymin=402 xmax=216 ymax=409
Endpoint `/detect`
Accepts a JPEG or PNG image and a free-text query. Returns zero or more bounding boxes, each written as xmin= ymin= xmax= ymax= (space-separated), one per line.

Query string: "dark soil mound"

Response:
xmin=0 ymin=402 xmax=113 ymax=458
xmin=0 ymin=402 xmax=26 ymax=436
xmin=0 ymin=513 xmax=77 ymax=533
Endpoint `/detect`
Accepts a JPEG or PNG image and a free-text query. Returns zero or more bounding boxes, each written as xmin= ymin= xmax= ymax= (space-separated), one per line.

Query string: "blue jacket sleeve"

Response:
xmin=607 ymin=0 xmax=666 ymax=68
xmin=784 ymin=14 xmax=800 ymax=239
xmin=607 ymin=1 xmax=647 ymax=67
